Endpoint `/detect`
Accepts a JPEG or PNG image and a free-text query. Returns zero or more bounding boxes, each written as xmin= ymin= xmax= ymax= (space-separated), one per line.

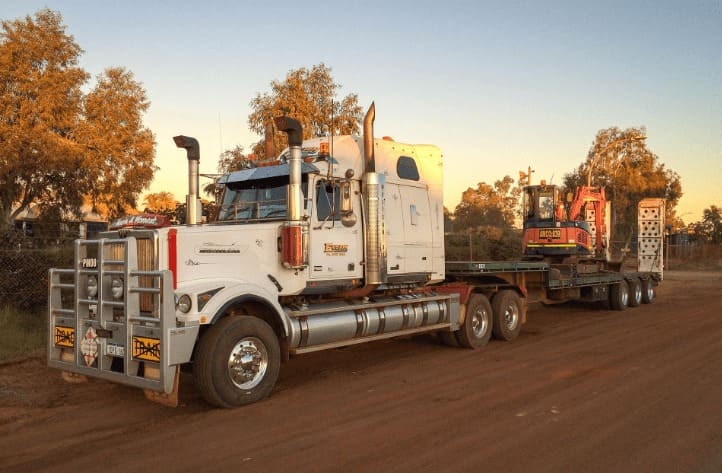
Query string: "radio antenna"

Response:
xmin=327 ymin=99 xmax=334 ymax=179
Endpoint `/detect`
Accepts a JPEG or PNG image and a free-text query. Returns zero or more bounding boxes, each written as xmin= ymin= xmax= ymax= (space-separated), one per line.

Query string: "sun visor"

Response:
xmin=218 ymin=162 xmax=320 ymax=185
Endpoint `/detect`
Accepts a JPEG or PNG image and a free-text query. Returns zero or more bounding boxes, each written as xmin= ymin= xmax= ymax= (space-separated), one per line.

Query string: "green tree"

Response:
xmin=563 ymin=127 xmax=682 ymax=244
xmin=202 ymin=144 xmax=252 ymax=198
xmin=0 ymin=9 xmax=88 ymax=226
xmin=217 ymin=144 xmax=251 ymax=173
xmin=248 ymin=63 xmax=363 ymax=159
xmin=0 ymin=9 xmax=156 ymax=226
xmin=143 ymin=191 xmax=177 ymax=213
xmin=453 ymin=175 xmax=521 ymax=230
xmin=691 ymin=206 xmax=722 ymax=244
xmin=78 ymin=67 xmax=156 ymax=217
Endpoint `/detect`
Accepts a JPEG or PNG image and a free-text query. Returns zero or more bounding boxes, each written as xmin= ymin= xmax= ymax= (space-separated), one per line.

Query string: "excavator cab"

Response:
xmin=521 ymin=183 xmax=593 ymax=259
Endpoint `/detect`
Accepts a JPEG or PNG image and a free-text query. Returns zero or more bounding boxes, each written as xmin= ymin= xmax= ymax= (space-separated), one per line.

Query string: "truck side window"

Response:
xmin=316 ymin=181 xmax=340 ymax=221
xmin=397 ymin=156 xmax=420 ymax=181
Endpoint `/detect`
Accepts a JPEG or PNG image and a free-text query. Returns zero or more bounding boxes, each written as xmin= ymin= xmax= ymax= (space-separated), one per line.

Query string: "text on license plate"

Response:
xmin=539 ymin=228 xmax=562 ymax=239
xmin=54 ymin=326 xmax=75 ymax=347
xmin=106 ymin=343 xmax=125 ymax=357
xmin=132 ymin=336 xmax=160 ymax=362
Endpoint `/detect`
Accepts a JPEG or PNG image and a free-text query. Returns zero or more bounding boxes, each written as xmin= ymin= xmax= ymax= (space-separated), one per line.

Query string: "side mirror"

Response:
xmin=340 ymin=181 xmax=357 ymax=227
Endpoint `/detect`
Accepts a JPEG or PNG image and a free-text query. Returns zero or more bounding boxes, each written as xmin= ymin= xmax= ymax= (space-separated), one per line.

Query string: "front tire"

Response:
xmin=456 ymin=293 xmax=493 ymax=349
xmin=492 ymin=290 xmax=523 ymax=341
xmin=194 ymin=316 xmax=280 ymax=408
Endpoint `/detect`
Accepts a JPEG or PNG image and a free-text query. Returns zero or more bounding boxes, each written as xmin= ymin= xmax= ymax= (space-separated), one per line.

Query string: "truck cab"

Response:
xmin=48 ymin=105 xmax=458 ymax=408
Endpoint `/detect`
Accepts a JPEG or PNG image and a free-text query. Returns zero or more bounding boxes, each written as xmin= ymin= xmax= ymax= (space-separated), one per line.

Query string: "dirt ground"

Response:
xmin=2 ymin=270 xmax=721 ymax=473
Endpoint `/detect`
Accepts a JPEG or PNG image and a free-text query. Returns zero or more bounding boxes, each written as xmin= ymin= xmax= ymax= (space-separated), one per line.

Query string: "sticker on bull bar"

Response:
xmin=54 ymin=326 xmax=75 ymax=348
xmin=132 ymin=336 xmax=160 ymax=363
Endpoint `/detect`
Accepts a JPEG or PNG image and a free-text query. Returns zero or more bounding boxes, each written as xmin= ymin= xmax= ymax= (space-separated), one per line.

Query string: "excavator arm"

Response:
xmin=568 ymin=186 xmax=608 ymax=254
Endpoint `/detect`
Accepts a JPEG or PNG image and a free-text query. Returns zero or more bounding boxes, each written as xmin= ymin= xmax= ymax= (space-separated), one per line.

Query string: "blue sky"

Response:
xmin=4 ymin=0 xmax=720 ymax=222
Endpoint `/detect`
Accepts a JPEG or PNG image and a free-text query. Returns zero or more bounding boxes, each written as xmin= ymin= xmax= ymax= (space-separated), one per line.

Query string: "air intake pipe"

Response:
xmin=274 ymin=116 xmax=303 ymax=222
xmin=274 ymin=116 xmax=307 ymax=269
xmin=173 ymin=135 xmax=202 ymax=225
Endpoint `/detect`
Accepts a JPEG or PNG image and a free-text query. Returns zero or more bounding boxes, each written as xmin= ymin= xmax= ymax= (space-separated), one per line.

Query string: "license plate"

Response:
xmin=106 ymin=343 xmax=125 ymax=357
xmin=539 ymin=228 xmax=561 ymax=239
xmin=54 ymin=326 xmax=75 ymax=348
xmin=132 ymin=336 xmax=160 ymax=363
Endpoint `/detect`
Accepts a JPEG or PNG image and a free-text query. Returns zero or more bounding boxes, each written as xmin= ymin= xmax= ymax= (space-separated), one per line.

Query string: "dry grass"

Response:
xmin=0 ymin=306 xmax=46 ymax=362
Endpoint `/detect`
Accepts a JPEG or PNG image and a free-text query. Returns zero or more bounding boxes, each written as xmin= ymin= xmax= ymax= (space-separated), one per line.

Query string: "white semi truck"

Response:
xmin=48 ymin=104 xmax=664 ymax=407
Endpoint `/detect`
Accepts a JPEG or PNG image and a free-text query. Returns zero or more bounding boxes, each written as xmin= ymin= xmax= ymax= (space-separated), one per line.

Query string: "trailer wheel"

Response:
xmin=456 ymin=293 xmax=493 ymax=349
xmin=194 ymin=316 xmax=280 ymax=408
xmin=628 ymin=278 xmax=642 ymax=307
xmin=609 ymin=280 xmax=629 ymax=311
xmin=492 ymin=290 xmax=523 ymax=341
xmin=641 ymin=279 xmax=655 ymax=304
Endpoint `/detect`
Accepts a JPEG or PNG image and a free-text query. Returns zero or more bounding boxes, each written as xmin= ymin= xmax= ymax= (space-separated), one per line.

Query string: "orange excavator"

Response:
xmin=521 ymin=178 xmax=610 ymax=263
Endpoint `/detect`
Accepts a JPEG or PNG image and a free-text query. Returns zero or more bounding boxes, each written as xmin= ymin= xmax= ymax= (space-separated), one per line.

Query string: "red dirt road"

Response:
xmin=2 ymin=270 xmax=722 ymax=473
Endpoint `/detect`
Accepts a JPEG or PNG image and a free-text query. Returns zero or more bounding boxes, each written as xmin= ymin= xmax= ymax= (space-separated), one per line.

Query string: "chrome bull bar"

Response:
xmin=47 ymin=237 xmax=197 ymax=394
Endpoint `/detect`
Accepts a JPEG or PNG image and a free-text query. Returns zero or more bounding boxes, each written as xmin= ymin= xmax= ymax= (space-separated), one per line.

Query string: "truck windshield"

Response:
xmin=216 ymin=177 xmax=307 ymax=222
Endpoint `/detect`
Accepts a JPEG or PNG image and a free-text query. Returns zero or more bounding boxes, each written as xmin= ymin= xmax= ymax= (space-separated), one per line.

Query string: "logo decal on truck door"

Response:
xmin=324 ymin=243 xmax=349 ymax=256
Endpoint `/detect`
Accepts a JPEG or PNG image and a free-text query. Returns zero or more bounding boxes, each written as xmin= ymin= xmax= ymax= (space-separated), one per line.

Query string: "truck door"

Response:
xmin=308 ymin=176 xmax=364 ymax=281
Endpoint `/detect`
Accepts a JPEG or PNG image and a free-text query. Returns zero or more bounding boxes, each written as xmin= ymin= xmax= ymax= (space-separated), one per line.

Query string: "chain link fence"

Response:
xmin=2 ymin=225 xmax=718 ymax=312
xmin=445 ymin=228 xmax=523 ymax=261
xmin=0 ymin=229 xmax=74 ymax=311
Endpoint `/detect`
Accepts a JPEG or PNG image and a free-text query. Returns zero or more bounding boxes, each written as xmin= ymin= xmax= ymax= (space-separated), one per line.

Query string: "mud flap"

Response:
xmin=143 ymin=366 xmax=180 ymax=407
xmin=61 ymin=371 xmax=88 ymax=384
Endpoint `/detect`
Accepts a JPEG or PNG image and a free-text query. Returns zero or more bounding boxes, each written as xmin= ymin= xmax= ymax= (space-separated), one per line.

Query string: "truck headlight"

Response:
xmin=111 ymin=278 xmax=124 ymax=299
xmin=177 ymin=294 xmax=192 ymax=313
xmin=87 ymin=275 xmax=98 ymax=298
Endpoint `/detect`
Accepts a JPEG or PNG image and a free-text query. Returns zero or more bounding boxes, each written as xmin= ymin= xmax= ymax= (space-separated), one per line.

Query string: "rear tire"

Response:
xmin=628 ymin=278 xmax=642 ymax=307
xmin=492 ymin=290 xmax=523 ymax=341
xmin=641 ymin=278 xmax=655 ymax=304
xmin=456 ymin=293 xmax=493 ymax=349
xmin=609 ymin=280 xmax=629 ymax=311
xmin=194 ymin=316 xmax=280 ymax=408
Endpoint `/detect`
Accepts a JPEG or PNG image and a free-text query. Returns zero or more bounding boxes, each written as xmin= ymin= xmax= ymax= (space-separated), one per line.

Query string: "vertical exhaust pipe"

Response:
xmin=363 ymin=102 xmax=376 ymax=172
xmin=363 ymin=102 xmax=386 ymax=285
xmin=173 ymin=135 xmax=201 ymax=225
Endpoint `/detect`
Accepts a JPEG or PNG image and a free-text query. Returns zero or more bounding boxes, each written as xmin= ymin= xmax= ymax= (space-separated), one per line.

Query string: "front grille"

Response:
xmin=106 ymin=232 xmax=158 ymax=314
xmin=137 ymin=238 xmax=155 ymax=313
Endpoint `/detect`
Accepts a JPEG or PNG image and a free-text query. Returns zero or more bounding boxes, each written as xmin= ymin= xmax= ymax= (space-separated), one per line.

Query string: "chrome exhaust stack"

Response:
xmin=173 ymin=135 xmax=202 ymax=225
xmin=362 ymin=103 xmax=386 ymax=285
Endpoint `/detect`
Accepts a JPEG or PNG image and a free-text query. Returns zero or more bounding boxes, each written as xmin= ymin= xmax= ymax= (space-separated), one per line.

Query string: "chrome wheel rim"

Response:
xmin=647 ymin=285 xmax=654 ymax=301
xmin=634 ymin=284 xmax=642 ymax=304
xmin=621 ymin=286 xmax=629 ymax=306
xmin=471 ymin=305 xmax=490 ymax=338
xmin=228 ymin=337 xmax=269 ymax=390
xmin=503 ymin=303 xmax=519 ymax=330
